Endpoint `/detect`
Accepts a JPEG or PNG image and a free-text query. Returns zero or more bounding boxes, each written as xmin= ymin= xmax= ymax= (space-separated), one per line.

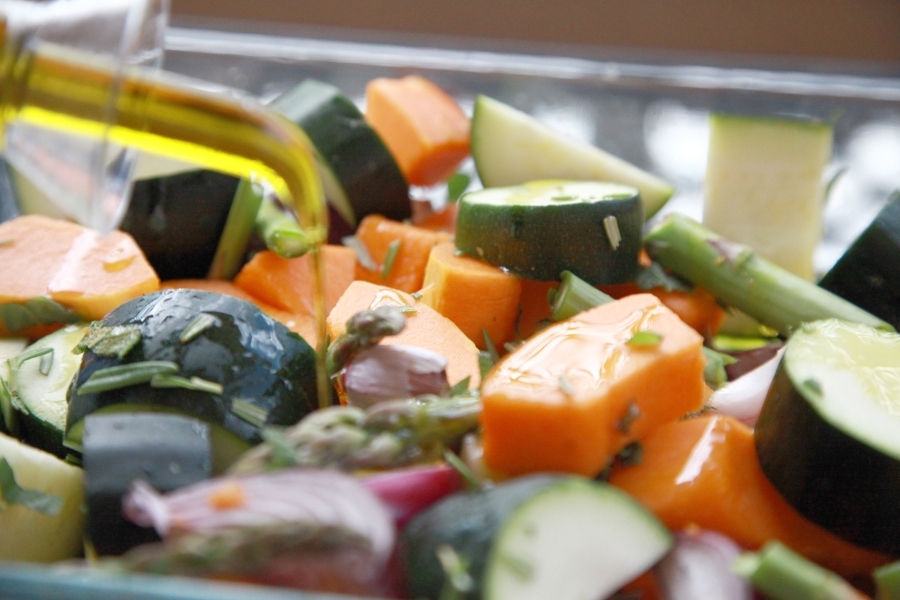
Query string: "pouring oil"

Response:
xmin=0 ymin=39 xmax=332 ymax=408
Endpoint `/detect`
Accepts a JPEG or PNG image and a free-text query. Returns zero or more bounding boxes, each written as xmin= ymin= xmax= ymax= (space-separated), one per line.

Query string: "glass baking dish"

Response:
xmin=2 ymin=23 xmax=900 ymax=600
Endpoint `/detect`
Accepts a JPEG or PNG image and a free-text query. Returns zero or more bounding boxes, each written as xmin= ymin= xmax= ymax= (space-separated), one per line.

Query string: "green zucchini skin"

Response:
xmin=819 ymin=192 xmax=900 ymax=330
xmin=401 ymin=474 xmax=563 ymax=600
xmin=82 ymin=413 xmax=213 ymax=556
xmin=755 ymin=321 xmax=900 ymax=555
xmin=454 ymin=181 xmax=644 ymax=284
xmin=66 ymin=290 xmax=318 ymax=448
xmin=274 ymin=79 xmax=410 ymax=224
xmin=121 ymin=170 xmax=240 ymax=280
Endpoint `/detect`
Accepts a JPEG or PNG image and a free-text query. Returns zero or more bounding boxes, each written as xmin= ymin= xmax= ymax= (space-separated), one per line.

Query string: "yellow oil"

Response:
xmin=0 ymin=39 xmax=332 ymax=407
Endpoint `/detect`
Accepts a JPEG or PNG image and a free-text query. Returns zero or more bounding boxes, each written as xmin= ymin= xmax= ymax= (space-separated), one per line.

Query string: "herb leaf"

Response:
xmin=382 ymin=239 xmax=402 ymax=280
xmin=0 ymin=458 xmax=62 ymax=515
xmin=77 ymin=360 xmax=179 ymax=395
xmin=627 ymin=331 xmax=664 ymax=347
xmin=75 ymin=322 xmax=141 ymax=360
xmin=447 ymin=173 xmax=471 ymax=202
xmin=342 ymin=235 xmax=377 ymax=271
xmin=180 ymin=313 xmax=219 ymax=344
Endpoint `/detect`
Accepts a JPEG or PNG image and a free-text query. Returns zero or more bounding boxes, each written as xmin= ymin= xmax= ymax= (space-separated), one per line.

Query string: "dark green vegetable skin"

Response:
xmin=755 ymin=364 xmax=900 ymax=556
xmin=401 ymin=474 xmax=563 ymax=600
xmin=67 ymin=289 xmax=318 ymax=445
xmin=819 ymin=191 xmax=900 ymax=330
xmin=121 ymin=170 xmax=240 ymax=280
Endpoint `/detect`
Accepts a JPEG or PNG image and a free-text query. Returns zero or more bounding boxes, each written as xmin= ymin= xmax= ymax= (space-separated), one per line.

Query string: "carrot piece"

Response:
xmin=233 ymin=245 xmax=356 ymax=316
xmin=353 ymin=215 xmax=451 ymax=294
xmin=365 ymin=75 xmax=470 ymax=186
xmin=327 ymin=280 xmax=480 ymax=388
xmin=419 ymin=241 xmax=523 ymax=351
xmin=0 ymin=215 xmax=159 ymax=324
xmin=162 ymin=279 xmax=317 ymax=345
xmin=480 ymin=293 xmax=706 ymax=478
xmin=608 ymin=414 xmax=891 ymax=581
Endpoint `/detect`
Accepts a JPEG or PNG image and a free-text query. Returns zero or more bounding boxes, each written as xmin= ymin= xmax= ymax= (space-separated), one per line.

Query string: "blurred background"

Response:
xmin=170 ymin=0 xmax=900 ymax=74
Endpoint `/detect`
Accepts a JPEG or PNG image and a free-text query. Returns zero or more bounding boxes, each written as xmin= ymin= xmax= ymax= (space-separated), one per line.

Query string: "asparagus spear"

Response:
xmin=254 ymin=193 xmax=319 ymax=258
xmin=228 ymin=391 xmax=481 ymax=475
xmin=547 ymin=270 xmax=614 ymax=321
xmin=644 ymin=213 xmax=893 ymax=336
xmin=732 ymin=541 xmax=868 ymax=600
xmin=325 ymin=305 xmax=407 ymax=376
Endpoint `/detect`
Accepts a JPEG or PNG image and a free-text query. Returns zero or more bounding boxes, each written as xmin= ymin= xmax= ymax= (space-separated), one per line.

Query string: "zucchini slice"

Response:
xmin=755 ymin=319 xmax=900 ymax=555
xmin=819 ymin=191 xmax=900 ymax=330
xmin=82 ymin=413 xmax=213 ymax=556
xmin=9 ymin=324 xmax=87 ymax=457
xmin=273 ymin=79 xmax=410 ymax=226
xmin=455 ymin=180 xmax=643 ymax=284
xmin=401 ymin=475 xmax=672 ymax=600
xmin=470 ymin=95 xmax=674 ymax=218
xmin=702 ymin=114 xmax=833 ymax=281
xmin=0 ymin=431 xmax=85 ymax=562
xmin=65 ymin=289 xmax=318 ymax=462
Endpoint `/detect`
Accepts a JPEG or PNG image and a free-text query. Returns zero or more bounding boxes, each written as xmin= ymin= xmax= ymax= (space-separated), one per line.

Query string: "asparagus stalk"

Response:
xmin=254 ymin=193 xmax=317 ymax=258
xmin=227 ymin=391 xmax=481 ymax=475
xmin=207 ymin=179 xmax=264 ymax=280
xmin=325 ymin=305 xmax=408 ymax=376
xmin=547 ymin=270 xmax=614 ymax=321
xmin=644 ymin=214 xmax=893 ymax=336
xmin=732 ymin=541 xmax=868 ymax=600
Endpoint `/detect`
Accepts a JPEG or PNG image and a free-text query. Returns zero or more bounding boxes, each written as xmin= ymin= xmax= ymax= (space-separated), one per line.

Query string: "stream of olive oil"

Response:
xmin=0 ymin=41 xmax=332 ymax=408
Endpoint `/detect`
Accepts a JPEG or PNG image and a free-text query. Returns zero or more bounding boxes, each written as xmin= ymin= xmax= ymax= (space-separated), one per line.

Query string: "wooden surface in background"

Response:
xmin=171 ymin=0 xmax=900 ymax=67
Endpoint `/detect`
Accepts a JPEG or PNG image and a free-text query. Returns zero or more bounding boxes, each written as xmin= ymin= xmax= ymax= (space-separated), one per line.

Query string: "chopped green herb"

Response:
xmin=150 ymin=374 xmax=223 ymax=395
xmin=0 ymin=297 xmax=79 ymax=333
xmin=482 ymin=328 xmax=500 ymax=364
xmin=13 ymin=346 xmax=53 ymax=370
xmin=397 ymin=305 xmax=418 ymax=314
xmin=77 ymin=360 xmax=179 ymax=395
xmin=447 ymin=173 xmax=471 ymax=202
xmin=442 ymin=449 xmax=482 ymax=491
xmin=551 ymin=195 xmax=576 ymax=202
xmin=449 ymin=376 xmax=471 ymax=396
xmin=180 ymin=313 xmax=219 ymax=344
xmin=382 ymin=239 xmax=402 ymax=280
xmin=617 ymin=441 xmax=644 ymax=467
xmin=702 ymin=346 xmax=737 ymax=389
xmin=75 ymin=322 xmax=141 ymax=360
xmin=602 ymin=215 xmax=621 ymax=250
xmin=478 ymin=351 xmax=494 ymax=379
xmin=231 ymin=398 xmax=270 ymax=428
xmin=38 ymin=350 xmax=54 ymax=376
xmin=616 ymin=402 xmax=641 ymax=434
xmin=0 ymin=458 xmax=62 ymax=515
xmin=627 ymin=331 xmax=664 ymax=347
xmin=802 ymin=378 xmax=823 ymax=398
xmin=342 ymin=235 xmax=377 ymax=271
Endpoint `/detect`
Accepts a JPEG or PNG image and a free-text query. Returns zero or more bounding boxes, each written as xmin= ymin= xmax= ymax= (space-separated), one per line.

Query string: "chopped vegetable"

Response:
xmin=419 ymin=241 xmax=524 ymax=350
xmin=644 ymin=213 xmax=893 ymax=336
xmin=480 ymin=293 xmax=706 ymax=477
xmin=365 ymin=75 xmax=470 ymax=186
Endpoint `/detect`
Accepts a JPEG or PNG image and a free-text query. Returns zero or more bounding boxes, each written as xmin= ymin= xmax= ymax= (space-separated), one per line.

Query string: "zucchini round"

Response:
xmin=454 ymin=180 xmax=643 ymax=284
xmin=755 ymin=319 xmax=900 ymax=555
xmin=401 ymin=475 xmax=672 ymax=600
xmin=273 ymin=79 xmax=410 ymax=225
xmin=65 ymin=289 xmax=318 ymax=458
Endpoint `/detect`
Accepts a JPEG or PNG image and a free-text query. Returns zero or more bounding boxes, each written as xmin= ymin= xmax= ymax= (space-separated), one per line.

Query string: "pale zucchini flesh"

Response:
xmin=471 ymin=95 xmax=674 ymax=218
xmin=702 ymin=114 xmax=833 ymax=280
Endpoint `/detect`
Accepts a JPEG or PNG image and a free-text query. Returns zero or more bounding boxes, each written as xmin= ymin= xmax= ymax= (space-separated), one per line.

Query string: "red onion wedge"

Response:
xmin=121 ymin=468 xmax=396 ymax=596
xmin=360 ymin=462 xmax=464 ymax=529
xmin=709 ymin=347 xmax=785 ymax=427
xmin=654 ymin=529 xmax=752 ymax=600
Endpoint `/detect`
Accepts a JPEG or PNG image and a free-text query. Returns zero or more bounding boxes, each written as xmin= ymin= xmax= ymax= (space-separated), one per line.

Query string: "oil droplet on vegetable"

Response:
xmin=102 ymin=240 xmax=137 ymax=272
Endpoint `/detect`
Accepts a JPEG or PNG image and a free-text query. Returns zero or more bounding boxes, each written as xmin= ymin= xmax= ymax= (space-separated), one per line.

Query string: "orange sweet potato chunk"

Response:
xmin=609 ymin=414 xmax=891 ymax=581
xmin=480 ymin=293 xmax=706 ymax=478
xmin=327 ymin=280 xmax=480 ymax=389
xmin=0 ymin=215 xmax=159 ymax=323
xmin=419 ymin=241 xmax=522 ymax=350
xmin=353 ymin=215 xmax=451 ymax=294
xmin=233 ymin=245 xmax=356 ymax=317
xmin=365 ymin=75 xmax=470 ymax=186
